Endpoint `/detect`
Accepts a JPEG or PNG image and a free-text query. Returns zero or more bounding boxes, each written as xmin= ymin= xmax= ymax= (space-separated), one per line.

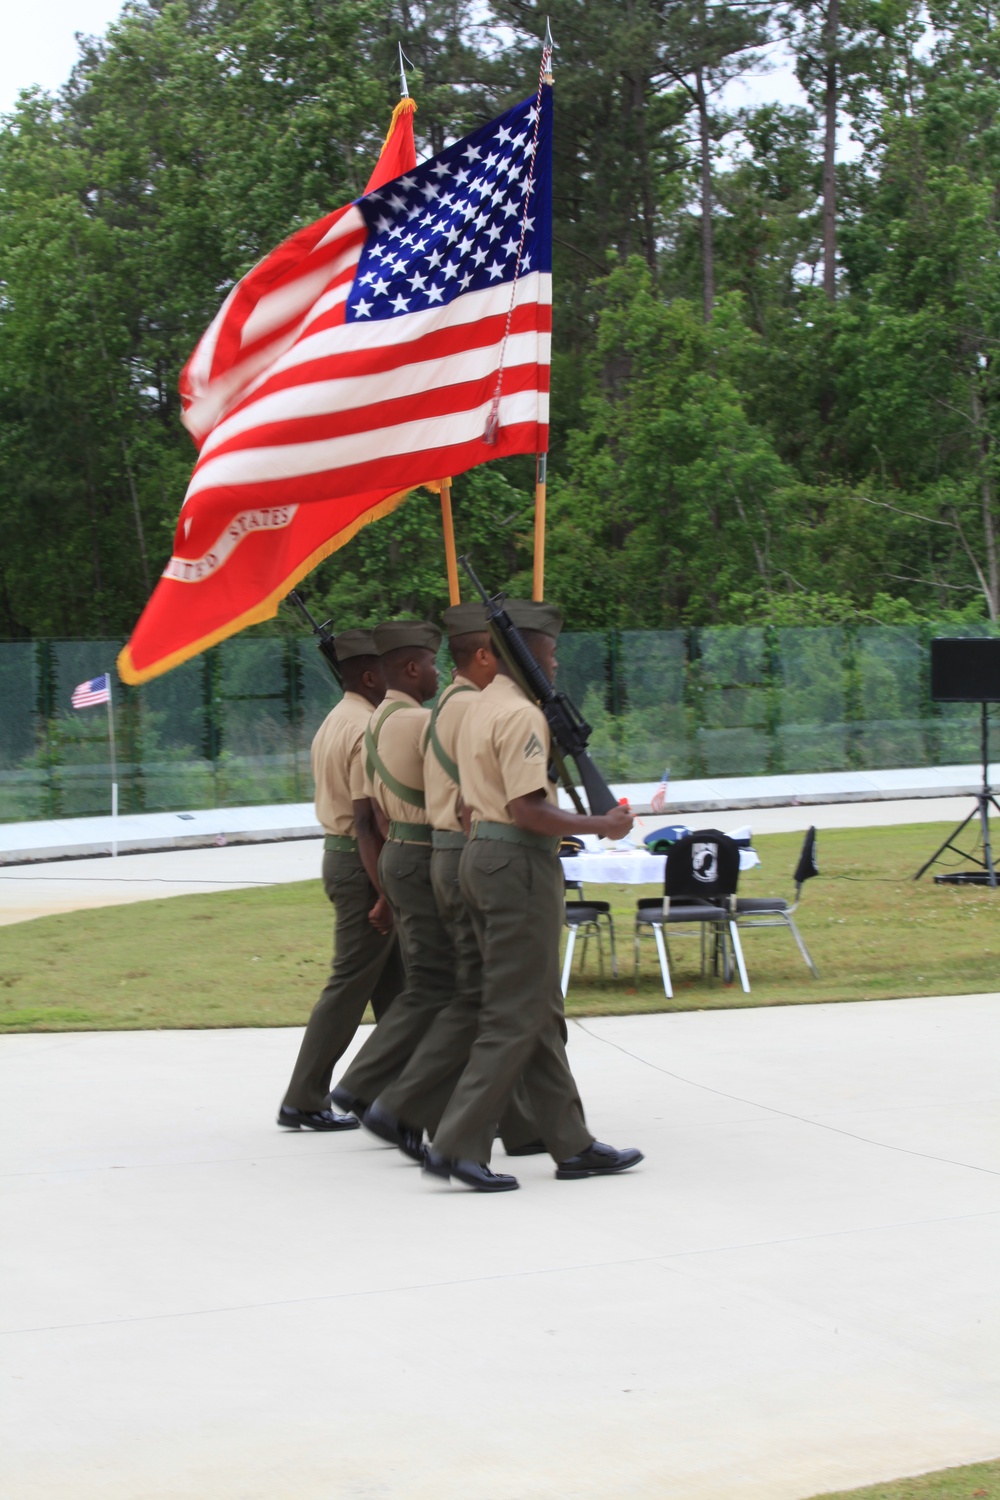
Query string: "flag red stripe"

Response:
xmin=183 ymin=421 xmax=547 ymax=520
xmin=196 ymin=362 xmax=549 ymax=471
xmin=185 ymin=383 xmax=547 ymax=508
xmin=206 ymin=206 xmax=358 ymax=383
xmin=221 ymin=233 xmax=366 ymax=375
xmin=220 ymin=300 xmax=552 ymax=423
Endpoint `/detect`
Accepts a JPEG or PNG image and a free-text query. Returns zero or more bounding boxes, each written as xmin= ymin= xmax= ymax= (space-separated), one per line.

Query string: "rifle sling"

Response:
xmin=424 ymin=683 xmax=477 ymax=784
xmin=486 ymin=619 xmax=585 ymax=811
xmin=365 ymin=701 xmax=425 ymax=810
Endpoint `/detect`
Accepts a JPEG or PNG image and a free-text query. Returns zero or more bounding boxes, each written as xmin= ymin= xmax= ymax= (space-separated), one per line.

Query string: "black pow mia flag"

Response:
xmin=664 ymin=830 xmax=741 ymax=901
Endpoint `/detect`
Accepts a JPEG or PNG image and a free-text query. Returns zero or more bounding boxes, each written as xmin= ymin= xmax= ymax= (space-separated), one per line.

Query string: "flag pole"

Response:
xmin=532 ymin=26 xmax=554 ymax=602
xmin=532 ymin=454 xmax=547 ymax=599
xmin=106 ymin=674 xmax=118 ymax=858
xmin=439 ymin=479 xmax=461 ymax=605
xmin=392 ymin=40 xmax=464 ymax=605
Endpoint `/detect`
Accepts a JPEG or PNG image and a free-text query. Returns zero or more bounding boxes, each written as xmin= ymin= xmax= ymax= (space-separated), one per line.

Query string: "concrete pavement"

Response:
xmin=2 ymin=996 xmax=999 ymax=1500
xmin=0 ymin=839 xmax=321 ymax=926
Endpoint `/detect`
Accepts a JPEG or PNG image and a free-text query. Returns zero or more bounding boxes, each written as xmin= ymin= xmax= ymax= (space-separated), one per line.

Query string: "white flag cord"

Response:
xmin=106 ymin=676 xmax=118 ymax=858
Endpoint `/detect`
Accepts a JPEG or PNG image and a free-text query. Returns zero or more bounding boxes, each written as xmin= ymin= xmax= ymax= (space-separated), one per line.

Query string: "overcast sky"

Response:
xmin=2 ymin=1 xmax=848 ymax=154
xmin=1 ymin=0 xmax=124 ymax=112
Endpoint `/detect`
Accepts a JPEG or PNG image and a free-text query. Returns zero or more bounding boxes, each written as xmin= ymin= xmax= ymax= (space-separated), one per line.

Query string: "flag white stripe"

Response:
xmin=199 ymin=329 xmax=551 ymax=458
xmin=185 ymin=281 xmax=240 ymax=392
xmin=219 ymin=273 xmax=551 ymax=429
xmin=268 ymin=272 xmax=551 ymax=382
xmin=185 ymin=208 xmax=362 ymax=396
xmin=186 ymin=387 xmax=548 ymax=500
xmin=240 ymin=215 xmax=366 ymax=346
xmin=316 ymin=206 xmax=366 ymax=251
xmin=296 ymin=279 xmax=352 ymax=335
xmin=183 ymin=275 xmax=362 ymax=442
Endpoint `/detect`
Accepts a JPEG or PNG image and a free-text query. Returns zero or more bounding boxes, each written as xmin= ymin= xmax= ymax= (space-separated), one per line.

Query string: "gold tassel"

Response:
xmin=382 ymin=95 xmax=417 ymax=150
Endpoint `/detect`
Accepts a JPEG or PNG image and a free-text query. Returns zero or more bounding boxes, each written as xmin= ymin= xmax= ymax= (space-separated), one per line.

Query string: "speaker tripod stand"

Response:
xmin=914 ymin=703 xmax=1000 ymax=886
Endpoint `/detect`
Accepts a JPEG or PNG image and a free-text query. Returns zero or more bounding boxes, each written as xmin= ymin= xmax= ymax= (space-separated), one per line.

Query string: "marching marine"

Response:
xmin=362 ymin=602 xmax=540 ymax=1155
xmin=424 ymin=599 xmax=644 ymax=1191
xmin=277 ymin=629 xmax=404 ymax=1131
xmin=330 ymin=619 xmax=457 ymax=1148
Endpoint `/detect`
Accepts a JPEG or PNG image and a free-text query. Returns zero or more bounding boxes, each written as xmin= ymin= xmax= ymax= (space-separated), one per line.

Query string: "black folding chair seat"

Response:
xmin=566 ymin=903 xmax=608 ymax=926
xmin=569 ymin=894 xmax=612 ymax=914
xmin=733 ymin=827 xmax=819 ymax=977
xmin=636 ymin=897 xmax=728 ymax=922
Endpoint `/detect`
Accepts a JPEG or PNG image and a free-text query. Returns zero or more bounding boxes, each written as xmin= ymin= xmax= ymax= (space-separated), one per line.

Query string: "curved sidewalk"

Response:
xmin=1 ymin=789 xmax=990 ymax=926
xmin=1 ymin=997 xmax=998 ymax=1499
xmin=2 ymin=761 xmax=997 ymax=865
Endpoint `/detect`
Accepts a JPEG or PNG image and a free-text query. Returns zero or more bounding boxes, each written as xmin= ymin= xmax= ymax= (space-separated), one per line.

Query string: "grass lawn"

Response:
xmin=1 ymin=822 xmax=998 ymax=1033
xmin=806 ymin=1458 xmax=1000 ymax=1499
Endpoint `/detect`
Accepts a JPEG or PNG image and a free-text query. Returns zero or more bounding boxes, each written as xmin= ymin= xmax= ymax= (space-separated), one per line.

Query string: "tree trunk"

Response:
xmin=120 ymin=437 xmax=151 ymax=597
xmin=631 ymin=70 xmax=658 ymax=276
xmin=972 ymin=381 xmax=1000 ymax=621
xmin=696 ymin=66 xmax=714 ymax=322
xmin=822 ymin=0 xmax=839 ymax=301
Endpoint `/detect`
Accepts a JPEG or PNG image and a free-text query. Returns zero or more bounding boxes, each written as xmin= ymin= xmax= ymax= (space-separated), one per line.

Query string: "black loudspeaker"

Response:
xmin=930 ymin=637 xmax=1000 ymax=703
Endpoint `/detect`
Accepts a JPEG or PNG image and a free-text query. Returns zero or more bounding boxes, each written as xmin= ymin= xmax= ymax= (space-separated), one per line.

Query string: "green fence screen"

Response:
xmin=1 ymin=625 xmax=997 ymax=822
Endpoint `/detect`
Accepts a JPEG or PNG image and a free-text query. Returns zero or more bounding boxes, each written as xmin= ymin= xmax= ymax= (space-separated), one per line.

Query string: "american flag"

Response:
xmin=120 ymin=78 xmax=552 ymax=685
xmin=71 ymin=674 xmax=111 ymax=708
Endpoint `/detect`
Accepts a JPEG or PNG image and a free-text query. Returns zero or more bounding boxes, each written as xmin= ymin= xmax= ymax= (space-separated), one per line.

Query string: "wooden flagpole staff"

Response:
xmin=533 ymin=27 xmax=554 ymax=601
xmin=395 ymin=41 xmax=461 ymax=608
xmin=532 ymin=454 xmax=547 ymax=600
xmin=439 ymin=478 xmax=461 ymax=605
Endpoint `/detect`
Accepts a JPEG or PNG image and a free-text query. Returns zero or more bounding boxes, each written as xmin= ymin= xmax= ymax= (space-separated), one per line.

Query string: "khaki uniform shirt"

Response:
xmin=362 ymin=687 xmax=432 ymax=826
xmin=457 ymin=674 xmax=558 ymax=825
xmin=310 ymin=692 xmax=372 ymax=838
xmin=424 ymin=674 xmax=479 ymax=833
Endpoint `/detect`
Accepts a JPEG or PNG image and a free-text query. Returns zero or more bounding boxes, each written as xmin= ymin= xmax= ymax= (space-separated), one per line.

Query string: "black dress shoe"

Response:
xmin=422 ymin=1150 xmax=519 ymax=1191
xmin=505 ymin=1139 xmax=547 ymax=1156
xmin=555 ymin=1141 xmax=644 ymax=1179
xmin=330 ymin=1085 xmax=369 ymax=1118
xmin=361 ymin=1102 xmax=426 ymax=1163
xmin=422 ymin=1147 xmax=453 ymax=1180
xmin=277 ymin=1105 xmax=360 ymax=1132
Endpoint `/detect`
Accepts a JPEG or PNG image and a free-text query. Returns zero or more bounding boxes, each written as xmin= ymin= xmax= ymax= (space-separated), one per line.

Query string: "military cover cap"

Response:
xmin=372 ymin=618 xmax=442 ymax=655
xmin=443 ymin=602 xmax=488 ymax=639
xmin=503 ymin=598 xmax=563 ymax=640
xmin=333 ymin=628 xmax=378 ymax=663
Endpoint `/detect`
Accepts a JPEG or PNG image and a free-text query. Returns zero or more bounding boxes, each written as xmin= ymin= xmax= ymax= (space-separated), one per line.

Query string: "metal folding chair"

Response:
xmin=734 ymin=826 xmax=819 ymax=976
xmin=633 ymin=830 xmax=750 ymax=996
xmin=559 ymin=836 xmax=617 ymax=995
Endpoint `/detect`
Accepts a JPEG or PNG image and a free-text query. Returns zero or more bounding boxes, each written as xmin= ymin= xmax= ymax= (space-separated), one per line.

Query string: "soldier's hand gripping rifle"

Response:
xmin=287 ymin=589 xmax=343 ymax=689
xmin=460 ymin=557 xmax=619 ymax=816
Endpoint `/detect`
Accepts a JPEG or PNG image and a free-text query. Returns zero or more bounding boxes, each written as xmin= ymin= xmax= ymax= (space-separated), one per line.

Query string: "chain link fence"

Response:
xmin=1 ymin=625 xmax=997 ymax=822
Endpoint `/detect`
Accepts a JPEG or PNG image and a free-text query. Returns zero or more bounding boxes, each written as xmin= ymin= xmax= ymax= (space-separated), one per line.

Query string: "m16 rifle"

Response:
xmin=460 ymin=557 xmax=618 ymax=816
xmin=287 ymin=589 xmax=343 ymax=689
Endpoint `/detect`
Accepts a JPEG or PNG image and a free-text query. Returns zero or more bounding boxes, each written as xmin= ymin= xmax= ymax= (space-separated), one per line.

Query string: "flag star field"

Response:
xmin=349 ymin=95 xmax=551 ymax=323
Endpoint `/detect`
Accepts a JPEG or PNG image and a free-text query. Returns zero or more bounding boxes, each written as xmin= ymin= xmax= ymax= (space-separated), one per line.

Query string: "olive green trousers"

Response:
xmin=281 ymin=849 xmax=404 ymax=1113
xmin=336 ymin=840 xmax=455 ymax=1105
xmin=430 ymin=840 xmax=592 ymax=1166
xmin=376 ymin=845 xmax=538 ymax=1147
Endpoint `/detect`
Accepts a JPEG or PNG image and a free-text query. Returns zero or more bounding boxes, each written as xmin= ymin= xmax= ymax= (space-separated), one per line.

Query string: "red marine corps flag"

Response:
xmin=119 ymin=63 xmax=552 ymax=685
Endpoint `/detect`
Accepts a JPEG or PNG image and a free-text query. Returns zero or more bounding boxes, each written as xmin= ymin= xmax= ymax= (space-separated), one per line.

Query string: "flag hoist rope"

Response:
xmin=483 ymin=36 xmax=553 ymax=601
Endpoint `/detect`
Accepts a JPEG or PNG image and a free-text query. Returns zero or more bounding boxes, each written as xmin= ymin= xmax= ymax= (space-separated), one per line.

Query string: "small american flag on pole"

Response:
xmin=71 ymin=674 xmax=111 ymax=709
xmin=119 ymin=65 xmax=552 ymax=686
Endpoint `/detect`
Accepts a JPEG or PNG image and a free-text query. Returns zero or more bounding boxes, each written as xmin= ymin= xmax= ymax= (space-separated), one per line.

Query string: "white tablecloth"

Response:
xmin=561 ymin=848 xmax=759 ymax=884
